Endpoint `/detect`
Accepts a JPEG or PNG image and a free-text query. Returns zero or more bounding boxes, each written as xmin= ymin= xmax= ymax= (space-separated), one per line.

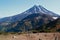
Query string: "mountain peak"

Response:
xmin=33 ymin=5 xmax=42 ymax=7
xmin=33 ymin=5 xmax=38 ymax=7
xmin=28 ymin=5 xmax=49 ymax=14
xmin=0 ymin=5 xmax=59 ymax=23
xmin=26 ymin=5 xmax=59 ymax=17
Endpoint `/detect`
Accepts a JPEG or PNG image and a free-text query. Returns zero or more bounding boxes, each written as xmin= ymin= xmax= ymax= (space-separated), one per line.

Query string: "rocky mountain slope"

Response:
xmin=0 ymin=5 xmax=60 ymax=33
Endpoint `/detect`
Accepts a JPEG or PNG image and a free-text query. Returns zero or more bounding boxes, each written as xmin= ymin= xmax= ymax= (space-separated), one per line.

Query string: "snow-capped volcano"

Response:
xmin=0 ymin=5 xmax=60 ymax=32
xmin=0 ymin=5 xmax=59 ymax=22
xmin=24 ymin=5 xmax=59 ymax=16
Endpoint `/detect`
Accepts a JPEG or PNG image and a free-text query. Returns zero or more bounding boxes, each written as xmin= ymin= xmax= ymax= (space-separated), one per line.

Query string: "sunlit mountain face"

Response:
xmin=0 ymin=5 xmax=60 ymax=33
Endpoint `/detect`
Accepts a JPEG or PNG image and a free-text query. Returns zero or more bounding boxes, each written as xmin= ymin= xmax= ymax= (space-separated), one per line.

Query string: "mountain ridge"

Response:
xmin=0 ymin=5 xmax=60 ymax=33
xmin=0 ymin=5 xmax=59 ymax=23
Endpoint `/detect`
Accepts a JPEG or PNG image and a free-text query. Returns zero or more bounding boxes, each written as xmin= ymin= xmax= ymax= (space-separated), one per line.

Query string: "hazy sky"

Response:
xmin=0 ymin=0 xmax=60 ymax=18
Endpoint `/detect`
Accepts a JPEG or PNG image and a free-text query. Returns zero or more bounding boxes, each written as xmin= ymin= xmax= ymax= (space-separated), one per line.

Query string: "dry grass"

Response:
xmin=0 ymin=33 xmax=60 ymax=40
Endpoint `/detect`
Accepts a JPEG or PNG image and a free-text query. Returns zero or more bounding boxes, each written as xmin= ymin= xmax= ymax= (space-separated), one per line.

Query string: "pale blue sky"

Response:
xmin=0 ymin=0 xmax=60 ymax=18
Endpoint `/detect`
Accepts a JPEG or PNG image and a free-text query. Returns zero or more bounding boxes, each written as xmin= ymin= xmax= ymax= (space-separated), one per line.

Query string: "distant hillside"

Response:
xmin=32 ymin=18 xmax=60 ymax=33
xmin=0 ymin=13 xmax=60 ymax=33
xmin=0 ymin=5 xmax=60 ymax=33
